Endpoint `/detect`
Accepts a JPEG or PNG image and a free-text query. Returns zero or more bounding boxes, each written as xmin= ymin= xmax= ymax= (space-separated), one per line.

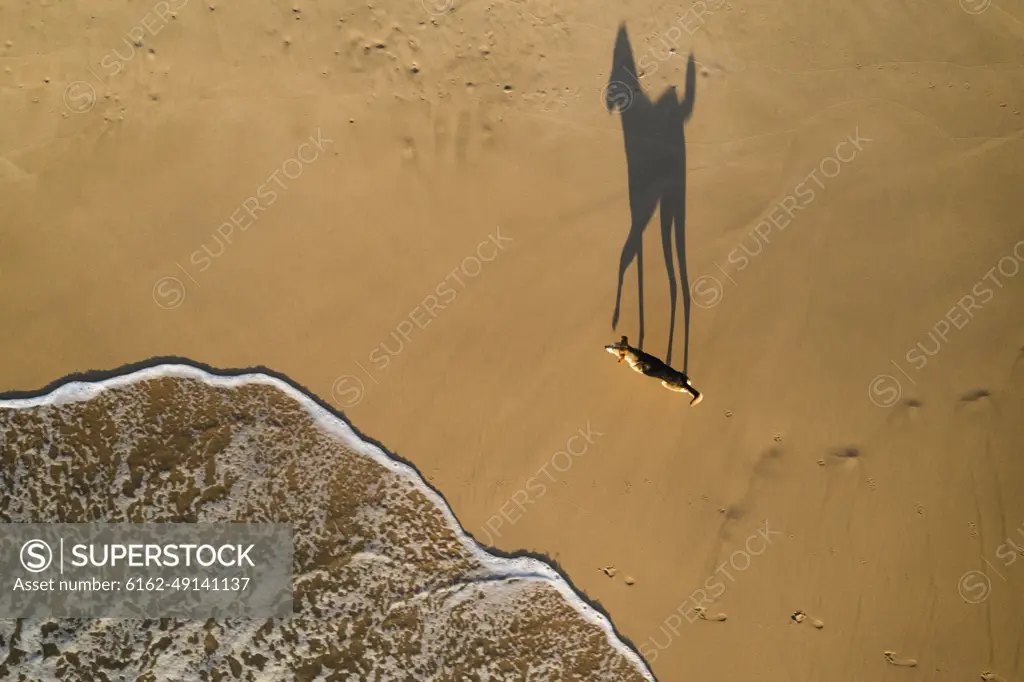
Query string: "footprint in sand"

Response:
xmin=884 ymin=398 xmax=923 ymax=426
xmin=822 ymin=446 xmax=859 ymax=471
xmin=599 ymin=566 xmax=636 ymax=586
xmin=981 ymin=671 xmax=1006 ymax=682
xmin=828 ymin=447 xmax=860 ymax=468
xmin=883 ymin=650 xmax=917 ymax=667
xmin=791 ymin=610 xmax=824 ymax=628
xmin=956 ymin=389 xmax=993 ymax=414
xmin=695 ymin=606 xmax=727 ymax=622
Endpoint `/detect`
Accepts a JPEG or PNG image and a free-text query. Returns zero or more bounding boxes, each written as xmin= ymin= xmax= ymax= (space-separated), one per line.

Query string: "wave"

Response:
xmin=0 ymin=364 xmax=654 ymax=681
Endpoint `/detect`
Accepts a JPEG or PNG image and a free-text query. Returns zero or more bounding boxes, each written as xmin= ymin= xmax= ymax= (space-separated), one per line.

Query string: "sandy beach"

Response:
xmin=3 ymin=0 xmax=1024 ymax=679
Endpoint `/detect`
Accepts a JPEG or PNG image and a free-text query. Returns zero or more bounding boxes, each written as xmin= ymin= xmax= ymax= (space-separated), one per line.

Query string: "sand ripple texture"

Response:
xmin=0 ymin=365 xmax=652 ymax=682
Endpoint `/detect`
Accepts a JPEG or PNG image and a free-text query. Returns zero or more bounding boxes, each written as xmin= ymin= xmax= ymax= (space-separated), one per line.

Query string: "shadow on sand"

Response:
xmin=607 ymin=23 xmax=697 ymax=373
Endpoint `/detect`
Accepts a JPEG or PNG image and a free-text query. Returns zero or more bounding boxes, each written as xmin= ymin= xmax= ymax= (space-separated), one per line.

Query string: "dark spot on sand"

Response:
xmin=960 ymin=389 xmax=990 ymax=402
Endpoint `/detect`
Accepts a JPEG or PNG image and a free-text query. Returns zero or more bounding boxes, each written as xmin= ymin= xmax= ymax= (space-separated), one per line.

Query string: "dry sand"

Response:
xmin=3 ymin=0 xmax=1024 ymax=679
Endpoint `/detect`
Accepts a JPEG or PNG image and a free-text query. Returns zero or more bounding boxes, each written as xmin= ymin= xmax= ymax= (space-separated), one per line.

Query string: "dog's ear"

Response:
xmin=620 ymin=335 xmax=628 ymax=346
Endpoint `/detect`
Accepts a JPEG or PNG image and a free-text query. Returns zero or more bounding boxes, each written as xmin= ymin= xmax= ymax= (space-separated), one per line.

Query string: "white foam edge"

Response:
xmin=0 ymin=364 xmax=655 ymax=681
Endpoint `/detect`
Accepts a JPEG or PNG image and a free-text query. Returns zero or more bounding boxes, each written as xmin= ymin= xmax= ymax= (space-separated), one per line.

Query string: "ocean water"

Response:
xmin=0 ymin=366 xmax=653 ymax=681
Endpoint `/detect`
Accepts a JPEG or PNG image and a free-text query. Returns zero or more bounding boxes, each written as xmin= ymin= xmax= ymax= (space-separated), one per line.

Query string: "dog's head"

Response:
xmin=604 ymin=344 xmax=627 ymax=361
xmin=604 ymin=336 xmax=631 ymax=363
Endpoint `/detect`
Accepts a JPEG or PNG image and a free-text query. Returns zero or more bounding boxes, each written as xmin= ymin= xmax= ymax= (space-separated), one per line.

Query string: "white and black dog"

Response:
xmin=604 ymin=336 xmax=703 ymax=405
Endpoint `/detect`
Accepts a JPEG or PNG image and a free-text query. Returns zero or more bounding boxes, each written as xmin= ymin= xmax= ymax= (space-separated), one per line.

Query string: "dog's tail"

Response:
xmin=663 ymin=377 xmax=703 ymax=405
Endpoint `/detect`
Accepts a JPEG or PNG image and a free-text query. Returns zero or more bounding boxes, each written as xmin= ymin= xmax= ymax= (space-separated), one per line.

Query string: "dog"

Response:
xmin=604 ymin=335 xmax=703 ymax=405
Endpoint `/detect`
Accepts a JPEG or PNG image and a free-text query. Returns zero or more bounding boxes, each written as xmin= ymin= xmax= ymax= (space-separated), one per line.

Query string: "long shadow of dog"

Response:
xmin=607 ymin=24 xmax=697 ymax=372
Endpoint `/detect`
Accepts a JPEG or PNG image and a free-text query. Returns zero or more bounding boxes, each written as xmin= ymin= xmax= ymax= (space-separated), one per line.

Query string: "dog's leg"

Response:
xmin=660 ymin=381 xmax=688 ymax=392
xmin=662 ymin=380 xmax=703 ymax=406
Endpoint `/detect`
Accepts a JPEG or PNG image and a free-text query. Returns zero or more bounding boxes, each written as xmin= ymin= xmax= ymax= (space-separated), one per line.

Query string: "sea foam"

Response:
xmin=0 ymin=364 xmax=654 ymax=681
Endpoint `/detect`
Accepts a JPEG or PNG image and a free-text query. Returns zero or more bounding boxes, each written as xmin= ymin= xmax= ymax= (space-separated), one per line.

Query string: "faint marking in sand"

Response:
xmin=883 ymin=650 xmax=918 ymax=667
xmin=421 ymin=97 xmax=493 ymax=168
xmin=0 ymin=156 xmax=35 ymax=183
xmin=530 ymin=15 xmax=616 ymax=37
xmin=1010 ymin=345 xmax=1024 ymax=380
